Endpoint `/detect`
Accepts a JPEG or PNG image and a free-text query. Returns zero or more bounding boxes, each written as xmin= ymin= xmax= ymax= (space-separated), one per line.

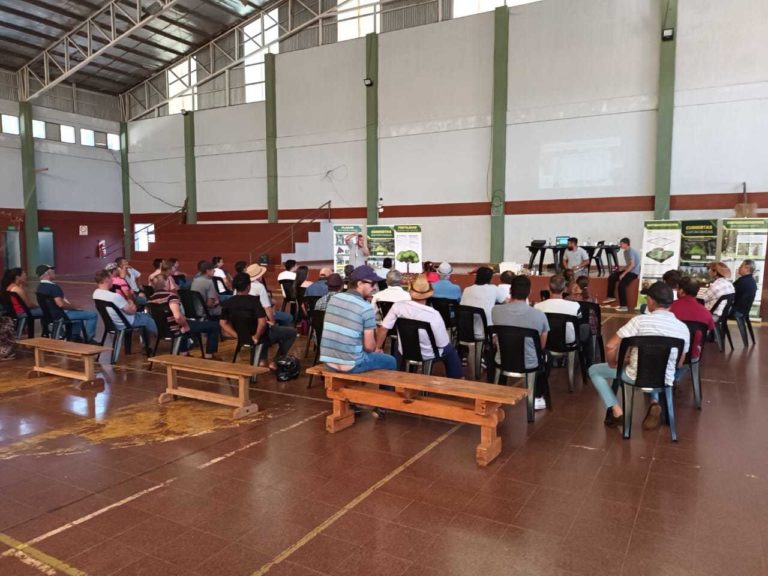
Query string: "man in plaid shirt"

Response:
xmin=698 ymin=262 xmax=734 ymax=318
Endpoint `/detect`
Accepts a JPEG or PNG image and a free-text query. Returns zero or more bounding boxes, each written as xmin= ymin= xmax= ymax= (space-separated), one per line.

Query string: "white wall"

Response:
xmin=276 ymin=38 xmax=367 ymax=212
xmin=0 ymin=98 xmax=22 ymax=209
xmin=195 ymin=103 xmax=267 ymax=212
xmin=128 ymin=114 xmax=185 ymax=214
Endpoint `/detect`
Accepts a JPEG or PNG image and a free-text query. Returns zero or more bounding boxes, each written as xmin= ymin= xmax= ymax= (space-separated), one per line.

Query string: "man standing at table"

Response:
xmin=604 ymin=237 xmax=641 ymax=312
xmin=561 ymin=237 xmax=590 ymax=278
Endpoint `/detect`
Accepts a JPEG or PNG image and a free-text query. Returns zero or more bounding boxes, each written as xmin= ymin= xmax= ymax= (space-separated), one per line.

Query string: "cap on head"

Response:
xmin=409 ymin=274 xmax=434 ymax=300
xmin=350 ymin=265 xmax=380 ymax=283
xmin=105 ymin=262 xmax=119 ymax=272
xmin=36 ymin=264 xmax=54 ymax=277
xmin=437 ymin=262 xmax=453 ymax=276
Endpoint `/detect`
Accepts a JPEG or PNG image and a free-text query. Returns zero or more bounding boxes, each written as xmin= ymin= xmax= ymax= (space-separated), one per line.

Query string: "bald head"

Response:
xmin=318 ymin=267 xmax=332 ymax=278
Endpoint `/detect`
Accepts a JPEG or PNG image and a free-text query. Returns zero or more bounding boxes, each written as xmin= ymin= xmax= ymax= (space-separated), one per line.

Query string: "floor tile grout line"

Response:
xmin=1 ymin=409 xmax=328 ymax=559
xmin=0 ymin=531 xmax=88 ymax=576
xmin=250 ymin=423 xmax=463 ymax=576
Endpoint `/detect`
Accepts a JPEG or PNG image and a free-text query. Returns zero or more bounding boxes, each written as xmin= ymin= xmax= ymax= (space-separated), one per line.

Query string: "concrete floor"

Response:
xmin=0 ymin=281 xmax=767 ymax=575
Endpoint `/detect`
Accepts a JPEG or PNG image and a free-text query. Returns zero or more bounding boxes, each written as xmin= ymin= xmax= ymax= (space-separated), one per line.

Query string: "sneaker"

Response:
xmin=642 ymin=403 xmax=662 ymax=430
xmin=615 ymin=306 xmax=629 ymax=312
xmin=605 ymin=413 xmax=625 ymax=428
xmin=534 ymin=397 xmax=546 ymax=411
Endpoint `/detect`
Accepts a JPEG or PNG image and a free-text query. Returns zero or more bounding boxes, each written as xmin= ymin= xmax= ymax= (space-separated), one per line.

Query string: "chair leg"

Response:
xmin=304 ymin=326 xmax=314 ymax=358
xmin=690 ymin=361 xmax=702 ymax=410
xmin=724 ymin=323 xmax=734 ymax=351
xmin=171 ymin=337 xmax=182 ymax=355
xmin=664 ymin=386 xmax=678 ymax=442
xmin=112 ymin=331 xmax=125 ymax=364
xmin=746 ymin=317 xmax=755 ymax=345
xmin=15 ymin=317 xmax=26 ymax=339
xmin=713 ymin=327 xmax=724 ymax=352
xmin=597 ymin=336 xmax=605 ymax=362
xmin=524 ymin=372 xmax=535 ymax=423
xmin=736 ymin=316 xmax=749 ymax=347
xmin=566 ymin=351 xmax=575 ymax=392
xmin=423 ymin=360 xmax=434 ymax=376
xmin=473 ymin=343 xmax=482 ymax=381
xmin=622 ymin=384 xmax=635 ymax=439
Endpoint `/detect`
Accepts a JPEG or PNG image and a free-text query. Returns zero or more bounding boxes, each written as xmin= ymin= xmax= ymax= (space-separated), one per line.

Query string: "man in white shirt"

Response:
xmin=211 ymin=256 xmax=232 ymax=295
xmin=372 ymin=269 xmax=411 ymax=309
xmin=246 ymin=263 xmax=297 ymax=368
xmin=277 ymin=260 xmax=297 ymax=283
xmin=460 ymin=267 xmax=506 ymax=339
xmin=588 ymin=281 xmax=690 ymax=430
xmin=345 ymin=233 xmax=370 ymax=267
xmin=561 ymin=237 xmax=589 ymax=277
xmin=375 ymin=274 xmax=462 ymax=379
xmin=92 ymin=269 xmax=157 ymax=345
xmin=534 ymin=274 xmax=581 ymax=344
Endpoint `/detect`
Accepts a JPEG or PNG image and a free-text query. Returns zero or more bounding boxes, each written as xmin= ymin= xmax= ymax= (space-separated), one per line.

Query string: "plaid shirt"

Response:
xmin=698 ymin=277 xmax=735 ymax=316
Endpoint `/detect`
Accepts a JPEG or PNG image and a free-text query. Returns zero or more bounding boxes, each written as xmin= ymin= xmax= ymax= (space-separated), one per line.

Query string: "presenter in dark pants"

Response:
xmin=604 ymin=237 xmax=640 ymax=312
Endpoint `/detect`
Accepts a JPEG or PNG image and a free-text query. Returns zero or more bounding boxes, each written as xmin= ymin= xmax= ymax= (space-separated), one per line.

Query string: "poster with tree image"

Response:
xmin=678 ymin=220 xmax=718 ymax=282
xmin=393 ymin=225 xmax=423 ymax=277
xmin=720 ymin=218 xmax=768 ymax=319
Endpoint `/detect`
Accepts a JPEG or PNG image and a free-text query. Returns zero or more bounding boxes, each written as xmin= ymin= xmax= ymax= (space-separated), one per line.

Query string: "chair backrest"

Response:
xmin=212 ymin=276 xmax=229 ymax=294
xmin=539 ymin=290 xmax=550 ymax=302
xmin=395 ymin=318 xmax=439 ymax=363
xmin=578 ymin=301 xmax=601 ymax=333
xmin=227 ymin=309 xmax=259 ymax=346
xmin=377 ymin=279 xmax=388 ymax=291
xmin=279 ymin=279 xmax=297 ymax=301
xmin=682 ymin=320 xmax=709 ymax=364
xmin=36 ymin=292 xmax=67 ymax=324
xmin=710 ymin=293 xmax=735 ymax=322
xmin=616 ymin=335 xmax=684 ymax=389
xmin=147 ymin=301 xmax=178 ymax=341
xmin=493 ymin=325 xmax=543 ymax=374
xmin=94 ymin=299 xmax=132 ymax=333
xmin=456 ymin=305 xmax=488 ymax=343
xmin=302 ymin=295 xmax=321 ymax=313
xmin=377 ymin=300 xmax=395 ymax=320
xmin=142 ymin=284 xmax=155 ymax=298
xmin=178 ymin=288 xmax=210 ymax=321
xmin=544 ymin=312 xmax=579 ymax=353
xmin=429 ymin=298 xmax=456 ymax=329
xmin=311 ymin=309 xmax=326 ymax=343
xmin=0 ymin=291 xmax=19 ymax=319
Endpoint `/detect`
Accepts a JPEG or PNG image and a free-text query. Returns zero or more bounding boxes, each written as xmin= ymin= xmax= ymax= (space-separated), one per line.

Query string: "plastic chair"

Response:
xmin=429 ymin=297 xmax=457 ymax=342
xmin=1 ymin=291 xmax=45 ymax=338
xmin=146 ymin=302 xmax=203 ymax=368
xmin=578 ymin=301 xmax=605 ymax=362
xmin=279 ymin=280 xmax=298 ymax=317
xmin=544 ymin=312 xmax=583 ymax=392
xmin=36 ymin=293 xmax=87 ymax=341
xmin=456 ymin=305 xmax=490 ymax=381
xmin=395 ymin=318 xmax=444 ymax=375
xmin=178 ymin=288 xmax=212 ymax=321
xmin=302 ymin=295 xmax=321 ymax=357
xmin=307 ymin=309 xmax=325 ymax=389
xmin=613 ymin=336 xmax=685 ymax=441
xmin=590 ymin=241 xmax=606 ymax=276
xmin=212 ymin=276 xmax=232 ymax=296
xmin=229 ymin=313 xmax=264 ymax=381
xmin=94 ymin=299 xmax=150 ymax=363
xmin=681 ymin=320 xmax=709 ymax=410
xmin=709 ymin=294 xmax=735 ymax=352
xmin=377 ymin=300 xmax=398 ymax=355
xmin=730 ymin=292 xmax=756 ymax=347
xmin=492 ymin=325 xmax=548 ymax=423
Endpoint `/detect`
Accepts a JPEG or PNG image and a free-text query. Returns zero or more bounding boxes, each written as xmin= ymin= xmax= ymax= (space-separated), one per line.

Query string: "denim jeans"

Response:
xmin=343 ymin=352 xmax=398 ymax=373
xmin=180 ymin=320 xmax=219 ymax=354
xmin=588 ymin=362 xmax=635 ymax=408
xmin=274 ymin=310 xmax=293 ymax=326
xmin=129 ymin=313 xmax=158 ymax=336
xmin=65 ymin=309 xmax=98 ymax=341
xmin=20 ymin=307 xmax=44 ymax=320
xmin=438 ymin=343 xmax=463 ymax=379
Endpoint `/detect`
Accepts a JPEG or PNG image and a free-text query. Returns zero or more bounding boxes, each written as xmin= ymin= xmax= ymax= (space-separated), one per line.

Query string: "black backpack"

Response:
xmin=275 ymin=354 xmax=301 ymax=382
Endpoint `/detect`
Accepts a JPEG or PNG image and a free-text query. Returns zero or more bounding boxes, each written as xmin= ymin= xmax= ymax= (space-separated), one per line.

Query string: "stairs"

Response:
xmin=280 ymin=220 xmax=334 ymax=264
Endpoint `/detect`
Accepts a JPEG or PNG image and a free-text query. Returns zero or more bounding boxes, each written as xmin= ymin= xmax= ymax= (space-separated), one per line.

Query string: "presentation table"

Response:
xmin=526 ymin=244 xmax=620 ymax=276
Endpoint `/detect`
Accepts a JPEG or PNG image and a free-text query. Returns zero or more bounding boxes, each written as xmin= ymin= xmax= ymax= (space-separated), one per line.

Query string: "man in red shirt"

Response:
xmin=670 ymin=276 xmax=714 ymax=362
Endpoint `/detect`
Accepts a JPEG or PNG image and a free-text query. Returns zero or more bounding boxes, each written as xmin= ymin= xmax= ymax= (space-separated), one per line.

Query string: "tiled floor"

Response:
xmin=0 ymin=281 xmax=767 ymax=575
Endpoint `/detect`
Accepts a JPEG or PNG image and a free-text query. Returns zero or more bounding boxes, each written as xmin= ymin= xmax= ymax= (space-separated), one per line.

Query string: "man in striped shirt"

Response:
xmin=589 ymin=282 xmax=689 ymax=430
xmin=320 ymin=265 xmax=397 ymax=374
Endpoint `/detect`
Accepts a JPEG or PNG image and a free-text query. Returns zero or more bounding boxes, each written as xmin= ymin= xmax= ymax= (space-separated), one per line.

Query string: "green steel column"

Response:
xmin=119 ymin=122 xmax=132 ymax=258
xmin=490 ymin=6 xmax=509 ymax=263
xmin=265 ymin=53 xmax=278 ymax=223
xmin=183 ymin=111 xmax=197 ymax=224
xmin=366 ymin=32 xmax=379 ymax=226
xmin=654 ymin=0 xmax=678 ymax=220
xmin=19 ymin=102 xmax=39 ymax=274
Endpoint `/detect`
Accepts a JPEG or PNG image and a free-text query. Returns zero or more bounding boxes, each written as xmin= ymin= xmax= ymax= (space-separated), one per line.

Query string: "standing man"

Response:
xmin=345 ymin=232 xmax=370 ymax=268
xmin=36 ymin=265 xmax=99 ymax=343
xmin=433 ymin=262 xmax=462 ymax=301
xmin=604 ymin=237 xmax=641 ymax=312
xmin=561 ymin=237 xmax=590 ymax=278
xmin=320 ymin=265 xmax=396 ymax=373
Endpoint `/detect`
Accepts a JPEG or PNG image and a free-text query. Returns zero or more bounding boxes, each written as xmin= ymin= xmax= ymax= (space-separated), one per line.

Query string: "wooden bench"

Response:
xmin=148 ymin=354 xmax=269 ymax=419
xmin=19 ymin=338 xmax=111 ymax=390
xmin=306 ymin=365 xmax=528 ymax=466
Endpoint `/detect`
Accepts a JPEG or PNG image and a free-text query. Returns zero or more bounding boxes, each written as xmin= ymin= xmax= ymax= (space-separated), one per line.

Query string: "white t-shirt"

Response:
xmin=460 ymin=284 xmax=506 ymax=338
xmin=534 ymin=297 xmax=581 ymax=343
xmin=372 ymin=286 xmax=411 ymax=306
xmin=249 ymin=280 xmax=272 ymax=310
xmin=381 ymin=301 xmax=450 ymax=360
xmin=277 ymin=271 xmax=296 ymax=282
xmin=563 ymin=247 xmax=589 ymax=276
xmin=93 ymin=288 xmax=133 ymax=327
xmin=376 ymin=267 xmax=390 ymax=280
xmin=496 ymin=283 xmax=511 ymax=304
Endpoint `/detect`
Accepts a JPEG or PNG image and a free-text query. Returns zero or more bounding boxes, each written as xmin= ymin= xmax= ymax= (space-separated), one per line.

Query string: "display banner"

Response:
xmin=366 ymin=226 xmax=395 ymax=274
xmin=721 ymin=218 xmax=768 ymax=319
xmin=679 ymin=219 xmax=718 ymax=282
xmin=639 ymin=220 xmax=682 ymax=297
xmin=393 ymin=225 xmax=423 ymax=274
xmin=332 ymin=224 xmax=423 ymax=277
xmin=332 ymin=224 xmax=362 ymax=274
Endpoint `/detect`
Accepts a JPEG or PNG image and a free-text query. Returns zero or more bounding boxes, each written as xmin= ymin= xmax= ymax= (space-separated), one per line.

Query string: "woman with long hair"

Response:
xmin=2 ymin=268 xmax=43 ymax=319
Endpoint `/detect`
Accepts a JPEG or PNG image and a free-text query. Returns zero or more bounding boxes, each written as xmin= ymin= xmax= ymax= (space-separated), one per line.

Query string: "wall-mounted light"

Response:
xmin=363 ymin=77 xmax=374 ymax=87
xmin=662 ymin=28 xmax=675 ymax=41
xmin=377 ymin=197 xmax=384 ymax=214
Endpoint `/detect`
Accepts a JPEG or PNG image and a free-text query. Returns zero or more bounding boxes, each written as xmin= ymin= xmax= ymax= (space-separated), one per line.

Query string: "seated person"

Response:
xmin=149 ymin=260 xmax=179 ymax=292
xmin=93 ymin=270 xmax=157 ymax=347
xmin=294 ymin=265 xmax=313 ymax=292
xmin=376 ymin=274 xmax=462 ymax=379
xmin=670 ymin=277 xmax=714 ymax=365
xmin=372 ymin=269 xmax=411 ymax=310
xmin=422 ymin=261 xmax=439 ymax=283
xmin=534 ymin=274 xmax=581 ymax=344
xmin=36 ymin=264 xmax=98 ymax=343
xmin=211 ymin=256 xmax=232 ymax=296
xmin=433 ymin=262 xmax=461 ymax=301
xmin=305 ymin=268 xmax=332 ymax=297
xmin=2 ymin=267 xmax=43 ymax=321
xmin=148 ymin=258 xmax=164 ymax=282
xmin=245 ymin=264 xmax=297 ymax=367
xmin=567 ymin=276 xmax=599 ymax=349
xmin=561 ymin=237 xmax=589 ymax=278
xmin=698 ymin=262 xmax=735 ymax=318
xmin=492 ymin=275 xmax=549 ymax=410
xmin=315 ymin=273 xmax=344 ymax=311
xmin=589 ymin=282 xmax=689 ymax=430
xmin=604 ymin=237 xmax=640 ymax=312
xmin=460 ymin=266 xmax=506 ymax=339
xmin=496 ymin=270 xmax=515 ymax=304
xmin=148 ymin=274 xmax=220 ymax=358
xmin=219 ymin=272 xmax=267 ymax=357
xmin=169 ymin=258 xmax=189 ymax=289
xmin=277 ymin=260 xmax=297 ymax=283
xmin=116 ymin=257 xmax=142 ymax=294
xmin=732 ymin=259 xmax=757 ymax=318
xmin=190 ymin=261 xmax=222 ymax=317
xmin=105 ymin=262 xmax=134 ymax=301
xmin=234 ymin=260 xmax=248 ymax=274
xmin=640 ymin=269 xmax=681 ymax=314
xmin=377 ymin=257 xmax=393 ymax=280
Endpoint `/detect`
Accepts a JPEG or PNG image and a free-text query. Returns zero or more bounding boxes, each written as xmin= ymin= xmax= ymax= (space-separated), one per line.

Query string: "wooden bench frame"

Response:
xmin=307 ymin=366 xmax=527 ymax=466
xmin=19 ymin=338 xmax=111 ymax=390
xmin=148 ymin=354 xmax=269 ymax=419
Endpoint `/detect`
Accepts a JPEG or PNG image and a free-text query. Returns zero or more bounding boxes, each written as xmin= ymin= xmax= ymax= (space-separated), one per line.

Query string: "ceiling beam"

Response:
xmin=17 ymin=0 xmax=184 ymax=101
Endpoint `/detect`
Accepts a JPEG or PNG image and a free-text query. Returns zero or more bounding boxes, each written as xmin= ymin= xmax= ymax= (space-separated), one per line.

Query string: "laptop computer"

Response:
xmin=555 ymin=236 xmax=570 ymax=247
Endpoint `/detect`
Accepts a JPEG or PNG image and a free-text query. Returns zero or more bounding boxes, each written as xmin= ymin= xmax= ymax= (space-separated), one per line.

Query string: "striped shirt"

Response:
xmin=698 ymin=277 xmax=735 ymax=317
xmin=149 ymin=291 xmax=182 ymax=334
xmin=616 ymin=309 xmax=690 ymax=386
xmin=319 ymin=291 xmax=376 ymax=366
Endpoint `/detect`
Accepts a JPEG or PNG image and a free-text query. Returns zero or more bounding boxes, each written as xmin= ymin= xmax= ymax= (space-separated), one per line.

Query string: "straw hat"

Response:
xmin=245 ymin=263 xmax=267 ymax=280
xmin=709 ymin=262 xmax=731 ymax=279
xmin=409 ymin=274 xmax=434 ymax=300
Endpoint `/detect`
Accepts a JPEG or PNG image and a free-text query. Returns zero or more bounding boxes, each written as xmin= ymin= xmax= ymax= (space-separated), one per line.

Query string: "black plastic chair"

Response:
xmin=36 ymin=293 xmax=87 ymax=341
xmin=146 ymin=302 xmax=204 ymax=368
xmin=613 ymin=336 xmax=684 ymax=441
xmin=279 ymin=280 xmax=299 ymax=317
xmin=395 ymin=318 xmax=444 ymax=375
xmin=307 ymin=309 xmax=325 ymax=389
xmin=430 ymin=297 xmax=457 ymax=343
xmin=212 ymin=276 xmax=232 ymax=296
xmin=731 ymin=292 xmax=756 ymax=347
xmin=578 ymin=301 xmax=605 ymax=363
xmin=229 ymin=313 xmax=264 ymax=381
xmin=709 ymin=294 xmax=735 ymax=352
xmin=1 ymin=291 xmax=45 ymax=338
xmin=539 ymin=290 xmax=550 ymax=302
xmin=142 ymin=284 xmax=155 ymax=299
xmin=178 ymin=288 xmax=212 ymax=321
xmin=590 ymin=241 xmax=606 ymax=276
xmin=456 ymin=305 xmax=490 ymax=381
xmin=94 ymin=299 xmax=150 ymax=363
xmin=302 ymin=295 xmax=321 ymax=358
xmin=492 ymin=325 xmax=548 ymax=423
xmin=377 ymin=300 xmax=398 ymax=355
xmin=544 ymin=312 xmax=583 ymax=392
xmin=681 ymin=320 xmax=709 ymax=410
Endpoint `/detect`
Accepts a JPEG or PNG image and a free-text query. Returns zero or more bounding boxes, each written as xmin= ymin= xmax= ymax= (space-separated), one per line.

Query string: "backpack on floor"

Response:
xmin=275 ymin=354 xmax=301 ymax=382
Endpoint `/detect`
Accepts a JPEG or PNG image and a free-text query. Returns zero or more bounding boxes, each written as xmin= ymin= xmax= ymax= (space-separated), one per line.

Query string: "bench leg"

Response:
xmin=476 ymin=425 xmax=502 ymax=467
xmin=326 ymin=398 xmax=355 ymax=433
xmin=158 ymin=366 xmax=178 ymax=404
xmin=232 ymin=376 xmax=258 ymax=419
